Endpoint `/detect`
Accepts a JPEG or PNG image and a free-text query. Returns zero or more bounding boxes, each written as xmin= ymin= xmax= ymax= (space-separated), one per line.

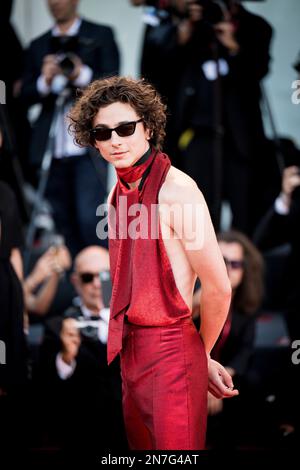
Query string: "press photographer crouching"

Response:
xmin=34 ymin=246 xmax=127 ymax=454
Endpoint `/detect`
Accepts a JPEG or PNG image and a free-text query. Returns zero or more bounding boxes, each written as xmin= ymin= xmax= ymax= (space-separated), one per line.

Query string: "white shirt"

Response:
xmin=36 ymin=17 xmax=93 ymax=158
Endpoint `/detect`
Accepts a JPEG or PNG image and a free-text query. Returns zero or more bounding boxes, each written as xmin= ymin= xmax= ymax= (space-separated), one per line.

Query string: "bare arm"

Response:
xmin=24 ymin=272 xmax=61 ymax=315
xmin=170 ymin=182 xmax=231 ymax=354
xmin=163 ymin=175 xmax=238 ymax=399
xmin=24 ymin=246 xmax=71 ymax=315
xmin=10 ymin=248 xmax=24 ymax=281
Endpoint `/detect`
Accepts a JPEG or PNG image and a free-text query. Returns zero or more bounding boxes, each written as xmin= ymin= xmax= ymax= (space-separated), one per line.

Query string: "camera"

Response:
xmin=50 ymin=35 xmax=79 ymax=78
xmin=188 ymin=0 xmax=226 ymax=25
xmin=145 ymin=0 xmax=168 ymax=6
xmin=293 ymin=53 xmax=300 ymax=73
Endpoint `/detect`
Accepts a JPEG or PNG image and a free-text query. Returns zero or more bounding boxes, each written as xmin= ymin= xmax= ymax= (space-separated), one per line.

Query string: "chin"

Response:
xmin=113 ymin=158 xmax=135 ymax=169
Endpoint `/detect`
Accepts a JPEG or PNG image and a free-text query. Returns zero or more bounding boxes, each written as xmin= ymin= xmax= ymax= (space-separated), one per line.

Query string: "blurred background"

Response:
xmin=0 ymin=0 xmax=300 ymax=463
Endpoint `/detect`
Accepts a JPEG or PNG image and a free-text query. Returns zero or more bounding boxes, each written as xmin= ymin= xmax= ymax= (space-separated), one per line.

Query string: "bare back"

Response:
xmin=158 ymin=166 xmax=198 ymax=312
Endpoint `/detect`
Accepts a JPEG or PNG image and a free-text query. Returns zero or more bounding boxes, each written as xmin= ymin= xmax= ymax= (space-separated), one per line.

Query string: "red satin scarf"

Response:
xmin=107 ymin=148 xmax=172 ymax=364
xmin=115 ymin=147 xmax=155 ymax=185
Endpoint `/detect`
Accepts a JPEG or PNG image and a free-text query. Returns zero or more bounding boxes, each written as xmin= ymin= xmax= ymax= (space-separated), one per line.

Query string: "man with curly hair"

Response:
xmin=69 ymin=76 xmax=238 ymax=450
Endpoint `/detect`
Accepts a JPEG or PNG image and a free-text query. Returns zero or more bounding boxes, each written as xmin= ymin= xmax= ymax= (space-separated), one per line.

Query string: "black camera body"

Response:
xmin=50 ymin=35 xmax=79 ymax=77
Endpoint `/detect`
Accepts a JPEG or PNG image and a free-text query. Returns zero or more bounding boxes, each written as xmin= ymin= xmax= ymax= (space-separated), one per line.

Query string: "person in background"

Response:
xmin=21 ymin=0 xmax=120 ymax=256
xmin=24 ymin=244 xmax=71 ymax=315
xmin=193 ymin=230 xmax=264 ymax=447
xmin=175 ymin=0 xmax=272 ymax=233
xmin=254 ymin=153 xmax=300 ymax=444
xmin=35 ymin=246 xmax=126 ymax=453
xmin=0 ymin=128 xmax=27 ymax=449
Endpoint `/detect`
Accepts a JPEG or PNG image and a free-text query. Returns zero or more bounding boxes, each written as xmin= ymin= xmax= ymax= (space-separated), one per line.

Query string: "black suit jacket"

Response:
xmin=21 ymin=19 xmax=119 ymax=168
xmin=35 ymin=304 xmax=126 ymax=450
xmin=254 ymin=195 xmax=300 ymax=336
xmin=212 ymin=308 xmax=256 ymax=379
xmin=176 ymin=6 xmax=272 ymax=160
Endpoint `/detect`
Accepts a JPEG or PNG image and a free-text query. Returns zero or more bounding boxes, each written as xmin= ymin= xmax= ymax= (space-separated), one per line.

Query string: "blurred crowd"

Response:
xmin=0 ymin=0 xmax=300 ymax=456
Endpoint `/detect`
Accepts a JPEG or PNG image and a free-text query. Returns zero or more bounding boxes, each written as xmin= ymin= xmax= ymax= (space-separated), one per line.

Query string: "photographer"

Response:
xmin=254 ymin=158 xmax=300 ymax=341
xmin=21 ymin=0 xmax=120 ymax=256
xmin=130 ymin=0 xmax=192 ymax=163
xmin=253 ymin=143 xmax=300 ymax=444
xmin=35 ymin=246 xmax=126 ymax=452
xmin=175 ymin=0 xmax=273 ymax=233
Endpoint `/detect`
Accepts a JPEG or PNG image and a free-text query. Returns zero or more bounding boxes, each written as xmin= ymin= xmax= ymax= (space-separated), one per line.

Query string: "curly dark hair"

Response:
xmin=68 ymin=76 xmax=167 ymax=150
xmin=217 ymin=230 xmax=264 ymax=315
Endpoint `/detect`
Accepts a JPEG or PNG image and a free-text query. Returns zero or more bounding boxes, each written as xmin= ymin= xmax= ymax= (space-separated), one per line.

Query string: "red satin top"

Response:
xmin=107 ymin=150 xmax=191 ymax=364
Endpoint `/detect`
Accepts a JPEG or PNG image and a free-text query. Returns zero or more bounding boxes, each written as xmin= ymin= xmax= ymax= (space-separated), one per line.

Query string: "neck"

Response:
xmin=57 ymin=15 xmax=78 ymax=34
xmin=128 ymin=178 xmax=142 ymax=190
xmin=116 ymin=146 xmax=153 ymax=189
xmin=128 ymin=147 xmax=152 ymax=188
xmin=84 ymin=301 xmax=103 ymax=315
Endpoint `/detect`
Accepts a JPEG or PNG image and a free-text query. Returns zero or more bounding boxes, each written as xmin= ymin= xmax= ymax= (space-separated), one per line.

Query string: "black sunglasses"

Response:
xmin=90 ymin=118 xmax=143 ymax=142
xmin=79 ymin=272 xmax=100 ymax=284
xmin=223 ymin=257 xmax=245 ymax=270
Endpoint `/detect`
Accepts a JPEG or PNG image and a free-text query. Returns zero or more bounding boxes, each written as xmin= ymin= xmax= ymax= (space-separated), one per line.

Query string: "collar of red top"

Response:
xmin=115 ymin=147 xmax=155 ymax=186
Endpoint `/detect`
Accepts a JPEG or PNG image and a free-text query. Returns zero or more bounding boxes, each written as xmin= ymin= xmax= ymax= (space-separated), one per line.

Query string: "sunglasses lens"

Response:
xmin=92 ymin=128 xmax=111 ymax=142
xmin=91 ymin=121 xmax=140 ymax=142
xmin=116 ymin=122 xmax=136 ymax=137
xmin=224 ymin=258 xmax=244 ymax=269
xmin=80 ymin=273 xmax=94 ymax=283
xmin=232 ymin=261 xmax=244 ymax=269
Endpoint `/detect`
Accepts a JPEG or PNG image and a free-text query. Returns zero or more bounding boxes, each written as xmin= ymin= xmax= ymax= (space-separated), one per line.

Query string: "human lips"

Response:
xmin=112 ymin=151 xmax=128 ymax=157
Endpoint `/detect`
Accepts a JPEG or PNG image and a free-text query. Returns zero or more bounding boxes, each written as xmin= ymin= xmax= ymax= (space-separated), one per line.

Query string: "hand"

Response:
xmin=207 ymin=391 xmax=223 ymax=415
xmin=51 ymin=245 xmax=72 ymax=273
xmin=41 ymin=54 xmax=62 ymax=86
xmin=26 ymin=245 xmax=71 ymax=288
xmin=60 ymin=318 xmax=81 ymax=365
xmin=214 ymin=21 xmax=239 ymax=54
xmin=67 ymin=53 xmax=83 ymax=82
xmin=281 ymin=165 xmax=300 ymax=207
xmin=208 ymin=357 xmax=239 ymax=399
xmin=31 ymin=247 xmax=59 ymax=282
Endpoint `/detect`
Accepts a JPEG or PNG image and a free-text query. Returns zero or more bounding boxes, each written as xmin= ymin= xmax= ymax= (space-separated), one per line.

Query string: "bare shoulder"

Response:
xmin=159 ymin=166 xmax=204 ymax=205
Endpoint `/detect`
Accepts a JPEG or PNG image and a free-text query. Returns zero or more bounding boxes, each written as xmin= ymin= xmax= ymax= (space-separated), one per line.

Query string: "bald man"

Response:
xmin=38 ymin=246 xmax=127 ymax=452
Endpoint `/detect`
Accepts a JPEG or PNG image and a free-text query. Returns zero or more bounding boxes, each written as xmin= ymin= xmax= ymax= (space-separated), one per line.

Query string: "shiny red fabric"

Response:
xmin=121 ymin=318 xmax=208 ymax=450
xmin=115 ymin=149 xmax=155 ymax=183
xmin=108 ymin=150 xmax=191 ymax=365
xmin=107 ymin=149 xmax=208 ymax=450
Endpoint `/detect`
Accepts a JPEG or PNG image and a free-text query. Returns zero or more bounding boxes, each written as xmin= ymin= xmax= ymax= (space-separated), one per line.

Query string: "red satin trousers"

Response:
xmin=120 ymin=318 xmax=208 ymax=450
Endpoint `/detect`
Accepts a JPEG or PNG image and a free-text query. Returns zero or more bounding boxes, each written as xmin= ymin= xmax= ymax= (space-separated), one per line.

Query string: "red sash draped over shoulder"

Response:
xmin=107 ymin=150 xmax=191 ymax=364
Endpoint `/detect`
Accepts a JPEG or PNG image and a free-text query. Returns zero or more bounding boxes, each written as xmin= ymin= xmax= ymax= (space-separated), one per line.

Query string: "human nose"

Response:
xmin=110 ymin=129 xmax=123 ymax=145
xmin=92 ymin=274 xmax=101 ymax=287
